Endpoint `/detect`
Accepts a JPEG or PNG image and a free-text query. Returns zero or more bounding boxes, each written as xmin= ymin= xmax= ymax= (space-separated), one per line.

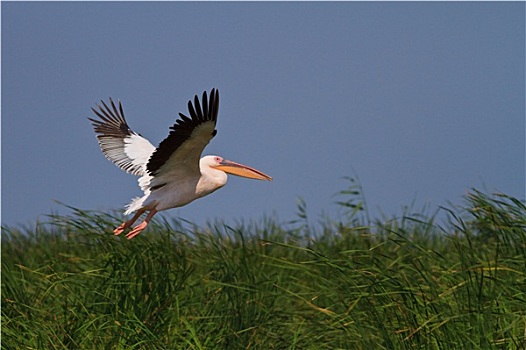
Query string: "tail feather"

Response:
xmin=124 ymin=196 xmax=146 ymax=215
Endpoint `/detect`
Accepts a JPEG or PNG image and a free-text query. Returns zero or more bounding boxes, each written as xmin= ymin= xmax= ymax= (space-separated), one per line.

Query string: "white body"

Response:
xmin=125 ymin=155 xmax=228 ymax=214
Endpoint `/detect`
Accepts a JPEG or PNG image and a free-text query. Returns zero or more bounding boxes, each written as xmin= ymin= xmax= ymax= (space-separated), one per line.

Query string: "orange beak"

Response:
xmin=213 ymin=159 xmax=272 ymax=181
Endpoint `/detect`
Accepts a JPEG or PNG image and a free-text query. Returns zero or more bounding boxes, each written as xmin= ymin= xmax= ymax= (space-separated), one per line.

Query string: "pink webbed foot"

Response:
xmin=113 ymin=209 xmax=145 ymax=236
xmin=114 ymin=223 xmax=127 ymax=235
xmin=125 ymin=221 xmax=148 ymax=240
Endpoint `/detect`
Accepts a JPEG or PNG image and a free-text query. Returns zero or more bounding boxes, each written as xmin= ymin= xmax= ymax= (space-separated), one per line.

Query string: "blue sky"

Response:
xmin=2 ymin=2 xmax=524 ymax=228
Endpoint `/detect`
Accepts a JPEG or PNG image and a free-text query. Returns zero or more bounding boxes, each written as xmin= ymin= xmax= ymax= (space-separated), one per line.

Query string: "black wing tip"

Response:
xmin=193 ymin=88 xmax=219 ymax=121
xmin=178 ymin=88 xmax=219 ymax=123
xmin=90 ymin=98 xmax=125 ymax=120
xmin=208 ymin=88 xmax=219 ymax=110
xmin=89 ymin=97 xmax=131 ymax=136
xmin=97 ymin=97 xmax=122 ymax=113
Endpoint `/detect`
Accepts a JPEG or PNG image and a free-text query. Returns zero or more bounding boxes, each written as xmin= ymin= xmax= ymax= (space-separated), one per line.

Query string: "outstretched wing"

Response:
xmin=88 ymin=98 xmax=155 ymax=176
xmin=146 ymin=89 xmax=219 ymax=183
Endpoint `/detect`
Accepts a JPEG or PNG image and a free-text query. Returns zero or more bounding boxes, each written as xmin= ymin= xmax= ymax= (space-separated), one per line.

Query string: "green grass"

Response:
xmin=2 ymin=186 xmax=526 ymax=349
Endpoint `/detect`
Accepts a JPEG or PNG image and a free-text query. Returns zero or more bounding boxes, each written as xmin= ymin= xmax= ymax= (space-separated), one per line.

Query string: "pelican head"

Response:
xmin=201 ymin=155 xmax=272 ymax=181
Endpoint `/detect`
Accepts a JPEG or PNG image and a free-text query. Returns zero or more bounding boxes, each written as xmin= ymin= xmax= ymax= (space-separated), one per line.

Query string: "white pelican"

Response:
xmin=89 ymin=89 xmax=272 ymax=239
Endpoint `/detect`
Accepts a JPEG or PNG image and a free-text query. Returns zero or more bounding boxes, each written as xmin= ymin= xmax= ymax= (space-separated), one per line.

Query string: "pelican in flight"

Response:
xmin=89 ymin=88 xmax=272 ymax=239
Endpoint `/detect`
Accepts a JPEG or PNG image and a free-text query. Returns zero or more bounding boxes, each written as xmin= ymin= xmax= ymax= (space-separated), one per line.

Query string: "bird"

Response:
xmin=88 ymin=88 xmax=272 ymax=239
